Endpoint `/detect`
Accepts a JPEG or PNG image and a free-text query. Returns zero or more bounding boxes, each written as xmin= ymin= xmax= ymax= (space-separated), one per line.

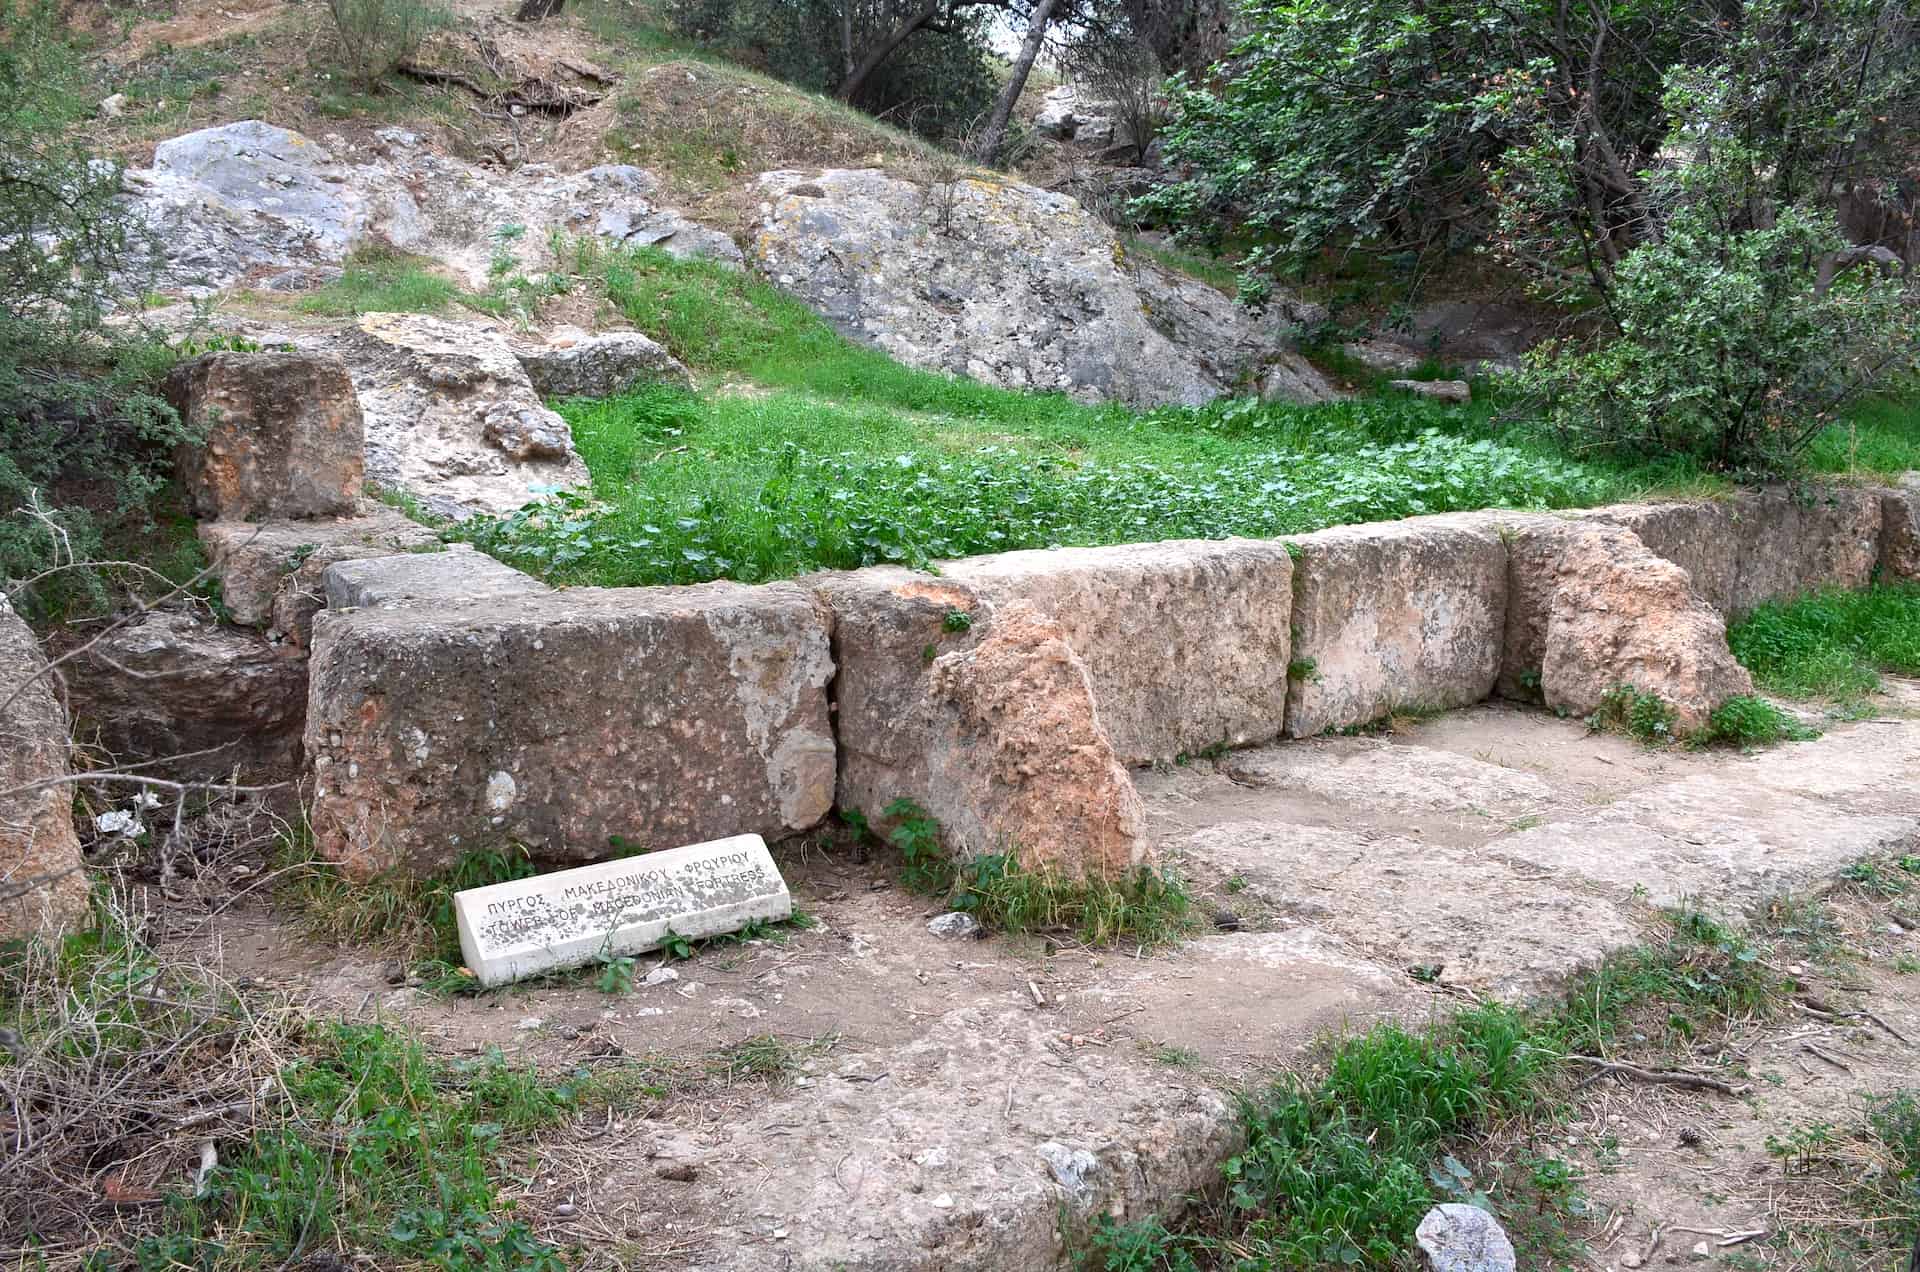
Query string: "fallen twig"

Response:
xmin=1567 ymin=1055 xmax=1753 ymax=1096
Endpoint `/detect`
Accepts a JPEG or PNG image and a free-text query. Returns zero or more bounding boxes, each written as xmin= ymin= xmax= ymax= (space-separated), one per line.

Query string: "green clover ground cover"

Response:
xmin=450 ymin=245 xmax=1918 ymax=589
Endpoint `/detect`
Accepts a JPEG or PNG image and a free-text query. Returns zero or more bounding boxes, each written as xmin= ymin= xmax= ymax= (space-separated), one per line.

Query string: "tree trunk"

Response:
xmin=515 ymin=0 xmax=566 ymax=20
xmin=972 ymin=0 xmax=1059 ymax=164
xmin=837 ymin=0 xmax=943 ymax=102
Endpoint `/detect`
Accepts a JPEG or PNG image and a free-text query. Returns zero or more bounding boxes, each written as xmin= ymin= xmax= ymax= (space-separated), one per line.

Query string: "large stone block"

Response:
xmin=1583 ymin=499 xmax=1742 ymax=615
xmin=817 ymin=572 xmax=1148 ymax=878
xmin=512 ymin=327 xmax=692 ymax=399
xmin=1482 ymin=512 xmax=1580 ymax=701
xmin=1541 ymin=527 xmax=1753 ymax=733
xmin=1880 ymin=474 xmax=1920 ymax=583
xmin=199 ymin=507 xmax=442 ymax=644
xmin=66 ymin=610 xmax=309 ymax=780
xmin=0 ymin=601 xmax=90 ymax=939
xmin=322 ymin=546 xmax=548 ymax=611
xmin=167 ymin=351 xmax=364 ymax=521
xmin=1726 ymin=486 xmax=1881 ymax=614
xmin=940 ymin=539 xmax=1294 ymax=764
xmin=305 ymin=583 xmax=836 ymax=877
xmin=1283 ymin=516 xmax=1507 ymax=737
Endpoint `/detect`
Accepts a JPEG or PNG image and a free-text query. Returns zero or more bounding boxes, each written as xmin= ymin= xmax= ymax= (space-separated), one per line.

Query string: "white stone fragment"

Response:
xmin=453 ymin=834 xmax=791 ymax=988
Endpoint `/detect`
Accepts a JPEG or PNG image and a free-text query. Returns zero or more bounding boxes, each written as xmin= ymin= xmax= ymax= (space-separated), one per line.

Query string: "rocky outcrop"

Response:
xmin=1541 ymin=527 xmax=1753 ymax=733
xmin=751 ymin=168 xmax=1325 ymax=407
xmin=65 ymin=610 xmax=310 ymax=781
xmin=334 ymin=313 xmax=590 ymax=518
xmin=166 ymin=351 xmax=364 ymax=521
xmin=0 ymin=601 xmax=90 ymax=939
xmin=122 ymin=121 xmax=739 ymax=294
xmin=199 ymin=507 xmax=444 ymax=647
xmin=305 ymin=581 xmax=837 ymax=877
xmin=939 ymin=539 xmax=1295 ymax=764
xmin=511 ymin=327 xmax=692 ymax=399
xmin=817 ymin=572 xmax=1148 ymax=879
xmin=1284 ymin=516 xmax=1508 ymax=736
xmin=1033 ymin=85 xmax=1122 ymax=145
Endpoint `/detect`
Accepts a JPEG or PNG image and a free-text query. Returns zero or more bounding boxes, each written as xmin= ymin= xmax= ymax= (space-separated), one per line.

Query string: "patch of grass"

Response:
xmin=1123 ymin=235 xmax=1239 ymax=292
xmin=1728 ymin=583 xmax=1920 ymax=703
xmin=1696 ymin=695 xmax=1819 ymax=747
xmin=1803 ymin=388 xmax=1920 ymax=478
xmin=1586 ymin=683 xmax=1680 ymax=743
xmin=296 ymin=245 xmax=463 ymax=316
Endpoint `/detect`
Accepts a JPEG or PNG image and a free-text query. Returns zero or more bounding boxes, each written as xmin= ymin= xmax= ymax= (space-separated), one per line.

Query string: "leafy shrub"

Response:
xmin=324 ymin=0 xmax=453 ymax=83
xmin=0 ymin=2 xmax=190 ymax=606
xmin=1516 ymin=205 xmax=1918 ymax=475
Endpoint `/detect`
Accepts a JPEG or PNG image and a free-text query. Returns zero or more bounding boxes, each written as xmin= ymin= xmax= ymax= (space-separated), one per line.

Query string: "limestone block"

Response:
xmin=1882 ymin=474 xmax=1920 ymax=582
xmin=1582 ymin=500 xmax=1742 ymax=616
xmin=1283 ymin=516 xmax=1507 ymax=737
xmin=455 ymin=833 xmax=790 ymax=987
xmin=167 ymin=351 xmax=363 ymax=521
xmin=199 ymin=507 xmax=442 ymax=643
xmin=66 ymin=610 xmax=309 ymax=780
xmin=305 ymin=582 xmax=836 ymax=877
xmin=818 ymin=572 xmax=1148 ymax=879
xmin=941 ymin=539 xmax=1294 ymax=764
xmin=512 ymin=327 xmax=692 ymax=399
xmin=322 ymin=546 xmax=549 ymax=612
xmin=1727 ymin=486 xmax=1881 ymax=614
xmin=1541 ymin=526 xmax=1752 ymax=733
xmin=0 ymin=601 xmax=89 ymax=938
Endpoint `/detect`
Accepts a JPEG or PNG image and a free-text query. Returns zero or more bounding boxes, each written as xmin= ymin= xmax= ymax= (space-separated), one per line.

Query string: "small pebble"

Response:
xmin=553 ymin=1201 xmax=577 ymax=1218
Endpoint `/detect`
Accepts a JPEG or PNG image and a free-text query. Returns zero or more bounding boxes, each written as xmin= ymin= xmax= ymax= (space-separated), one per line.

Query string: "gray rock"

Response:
xmin=926 ymin=912 xmax=983 ymax=939
xmin=198 ymin=508 xmax=443 ymax=646
xmin=1035 ymin=1141 xmax=1101 ymax=1206
xmin=513 ymin=327 xmax=693 ymax=399
xmin=1341 ymin=338 xmax=1424 ymax=374
xmin=1388 ymin=378 xmax=1471 ymax=403
xmin=305 ymin=582 xmax=837 ymax=877
xmin=321 ymin=545 xmax=549 ymax=611
xmin=1415 ymin=1204 xmax=1516 ymax=1272
xmin=330 ymin=313 xmax=590 ymax=518
xmin=751 ymin=168 xmax=1319 ymax=409
xmin=1258 ymin=352 xmax=1345 ymax=405
xmin=121 ymin=121 xmax=739 ymax=295
xmin=0 ymin=600 xmax=90 ymax=939
xmin=641 ymin=964 xmax=681 ymax=987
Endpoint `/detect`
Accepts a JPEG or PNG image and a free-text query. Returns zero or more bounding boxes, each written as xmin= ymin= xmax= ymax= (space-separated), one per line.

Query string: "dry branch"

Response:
xmin=1567 ymin=1055 xmax=1753 ymax=1097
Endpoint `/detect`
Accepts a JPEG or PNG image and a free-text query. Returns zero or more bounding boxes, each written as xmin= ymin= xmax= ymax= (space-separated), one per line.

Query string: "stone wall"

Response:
xmin=277 ymin=480 xmax=1911 ymax=881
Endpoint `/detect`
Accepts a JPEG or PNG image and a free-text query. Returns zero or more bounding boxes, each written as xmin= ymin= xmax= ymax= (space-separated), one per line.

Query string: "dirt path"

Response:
xmin=157 ymin=688 xmax=1920 ymax=1269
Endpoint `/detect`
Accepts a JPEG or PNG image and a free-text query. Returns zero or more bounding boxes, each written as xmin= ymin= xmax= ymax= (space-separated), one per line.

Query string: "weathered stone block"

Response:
xmin=1283 ymin=516 xmax=1507 ymax=737
xmin=1583 ymin=499 xmax=1742 ymax=615
xmin=1 ymin=601 xmax=90 ymax=938
xmin=455 ymin=833 xmax=790 ymax=987
xmin=817 ymin=572 xmax=1148 ymax=878
xmin=940 ymin=539 xmax=1294 ymax=764
xmin=1727 ymin=486 xmax=1881 ymax=614
xmin=66 ymin=610 xmax=309 ymax=780
xmin=1541 ymin=527 xmax=1753 ymax=733
xmin=167 ymin=351 xmax=364 ymax=521
xmin=199 ymin=507 xmax=442 ymax=643
xmin=512 ymin=327 xmax=693 ymax=399
xmin=322 ymin=546 xmax=548 ymax=612
xmin=305 ymin=583 xmax=836 ymax=877
xmin=1882 ymin=474 xmax=1920 ymax=582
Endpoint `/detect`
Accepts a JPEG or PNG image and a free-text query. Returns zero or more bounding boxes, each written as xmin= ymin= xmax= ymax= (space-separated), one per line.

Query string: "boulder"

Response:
xmin=0 ymin=600 xmax=90 ymax=939
xmin=1284 ymin=516 xmax=1507 ymax=736
xmin=321 ymin=546 xmax=549 ymax=611
xmin=1416 ymin=1204 xmax=1517 ymax=1272
xmin=335 ymin=313 xmax=591 ymax=519
xmin=816 ymin=572 xmax=1148 ymax=879
xmin=65 ymin=609 xmax=309 ymax=781
xmin=1882 ymin=474 xmax=1920 ymax=582
xmin=1132 ymin=264 xmax=1327 ymax=400
xmin=1340 ymin=338 xmax=1424 ymax=374
xmin=1387 ymin=378 xmax=1471 ymax=403
xmin=1259 ymin=352 xmax=1345 ymax=405
xmin=199 ymin=506 xmax=442 ymax=645
xmin=1541 ymin=526 xmax=1753 ymax=733
xmin=939 ymin=539 xmax=1295 ymax=764
xmin=304 ymin=582 xmax=836 ymax=877
xmin=1727 ymin=486 xmax=1882 ymax=614
xmin=750 ymin=168 xmax=1318 ymax=408
xmin=512 ymin=327 xmax=693 ymax=399
xmin=122 ymin=121 xmax=738 ymax=294
xmin=166 ymin=351 xmax=364 ymax=522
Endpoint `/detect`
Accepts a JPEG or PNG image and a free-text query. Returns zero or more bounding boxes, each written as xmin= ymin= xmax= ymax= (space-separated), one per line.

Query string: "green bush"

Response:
xmin=0 ymin=2 xmax=191 ymax=607
xmin=324 ymin=0 xmax=453 ymax=83
xmin=1515 ymin=205 xmax=1917 ymax=475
